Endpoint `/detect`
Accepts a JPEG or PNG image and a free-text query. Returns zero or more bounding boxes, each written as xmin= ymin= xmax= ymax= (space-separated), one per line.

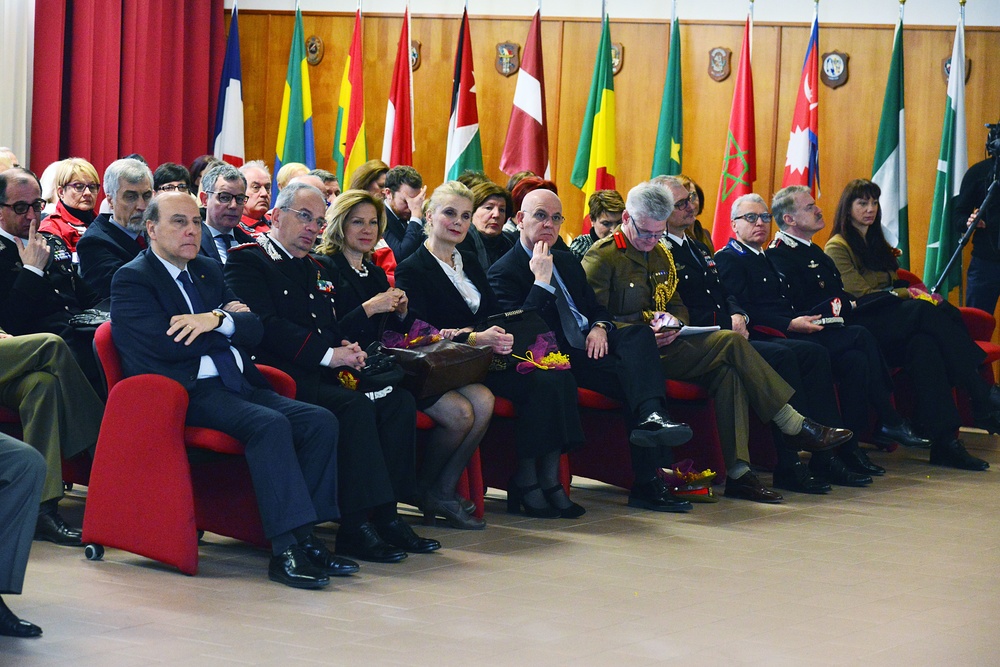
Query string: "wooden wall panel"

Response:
xmin=235 ymin=10 xmax=999 ymax=280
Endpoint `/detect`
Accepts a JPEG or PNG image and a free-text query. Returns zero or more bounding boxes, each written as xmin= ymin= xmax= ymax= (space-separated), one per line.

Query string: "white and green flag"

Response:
xmin=923 ymin=11 xmax=967 ymax=294
xmin=872 ymin=6 xmax=907 ymax=267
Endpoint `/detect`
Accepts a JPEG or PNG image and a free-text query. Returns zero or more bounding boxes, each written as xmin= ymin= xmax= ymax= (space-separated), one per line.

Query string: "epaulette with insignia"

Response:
xmin=660 ymin=237 xmax=673 ymax=251
xmin=725 ymin=238 xmax=746 ymax=255
xmin=229 ymin=242 xmax=258 ymax=252
xmin=770 ymin=231 xmax=798 ymax=249
xmin=612 ymin=230 xmax=628 ymax=251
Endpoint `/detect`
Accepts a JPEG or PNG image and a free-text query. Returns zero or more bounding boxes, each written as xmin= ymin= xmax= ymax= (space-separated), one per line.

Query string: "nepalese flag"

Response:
xmin=333 ymin=10 xmax=367 ymax=183
xmin=499 ymin=10 xmax=550 ymax=178
xmin=570 ymin=14 xmax=616 ymax=231
xmin=213 ymin=0 xmax=244 ymax=166
xmin=444 ymin=9 xmax=484 ymax=181
xmin=381 ymin=6 xmax=415 ymax=167
xmin=273 ymin=4 xmax=316 ymax=190
xmin=782 ymin=8 xmax=820 ymax=196
xmin=710 ymin=13 xmax=755 ymax=250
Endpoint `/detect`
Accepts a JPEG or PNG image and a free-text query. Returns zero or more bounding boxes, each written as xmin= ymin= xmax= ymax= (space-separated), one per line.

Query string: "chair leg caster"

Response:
xmin=84 ymin=544 xmax=104 ymax=561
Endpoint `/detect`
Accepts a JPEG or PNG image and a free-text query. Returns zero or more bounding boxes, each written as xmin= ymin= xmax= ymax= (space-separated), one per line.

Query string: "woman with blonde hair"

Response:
xmin=396 ymin=182 xmax=586 ymax=519
xmin=38 ymin=158 xmax=101 ymax=254
xmin=312 ymin=189 xmax=491 ymax=529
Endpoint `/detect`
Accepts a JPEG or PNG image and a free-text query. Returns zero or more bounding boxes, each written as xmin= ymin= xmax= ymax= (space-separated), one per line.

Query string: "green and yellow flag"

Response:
xmin=274 ymin=3 xmax=315 ymax=187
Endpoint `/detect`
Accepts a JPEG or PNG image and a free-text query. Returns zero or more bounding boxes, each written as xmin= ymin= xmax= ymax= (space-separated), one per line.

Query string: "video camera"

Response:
xmin=987 ymin=122 xmax=1000 ymax=159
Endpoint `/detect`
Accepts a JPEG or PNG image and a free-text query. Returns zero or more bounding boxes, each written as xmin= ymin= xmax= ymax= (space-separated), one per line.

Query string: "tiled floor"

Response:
xmin=4 ymin=435 xmax=1000 ymax=666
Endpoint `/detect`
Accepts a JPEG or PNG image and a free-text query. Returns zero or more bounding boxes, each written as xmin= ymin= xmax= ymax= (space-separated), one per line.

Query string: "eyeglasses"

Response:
xmin=64 ymin=182 xmax=101 ymax=194
xmin=529 ymin=210 xmax=565 ymax=225
xmin=207 ymin=191 xmax=249 ymax=206
xmin=281 ymin=206 xmax=321 ymax=227
xmin=121 ymin=190 xmax=154 ymax=203
xmin=629 ymin=218 xmax=662 ymax=240
xmin=157 ymin=183 xmax=189 ymax=193
xmin=733 ymin=212 xmax=773 ymax=225
xmin=673 ymin=194 xmax=696 ymax=210
xmin=0 ymin=199 xmax=46 ymax=215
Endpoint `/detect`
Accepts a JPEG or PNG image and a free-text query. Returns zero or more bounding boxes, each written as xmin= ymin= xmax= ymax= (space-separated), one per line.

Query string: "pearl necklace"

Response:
xmin=350 ymin=261 xmax=369 ymax=278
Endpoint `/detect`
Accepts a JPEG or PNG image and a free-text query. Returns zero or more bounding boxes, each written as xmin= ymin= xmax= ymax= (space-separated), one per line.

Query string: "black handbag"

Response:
xmin=391 ymin=340 xmax=493 ymax=400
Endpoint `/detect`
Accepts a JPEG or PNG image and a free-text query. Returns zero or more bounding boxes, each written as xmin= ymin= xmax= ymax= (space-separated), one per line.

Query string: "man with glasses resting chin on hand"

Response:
xmin=198 ymin=163 xmax=256 ymax=265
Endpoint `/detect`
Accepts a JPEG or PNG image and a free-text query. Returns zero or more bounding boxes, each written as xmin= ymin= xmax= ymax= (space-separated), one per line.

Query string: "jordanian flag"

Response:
xmin=711 ymin=12 xmax=755 ymax=250
xmin=871 ymin=5 xmax=908 ymax=267
xmin=445 ymin=9 xmax=483 ymax=180
xmin=923 ymin=11 xmax=968 ymax=294
xmin=571 ymin=13 xmax=616 ymax=229
xmin=651 ymin=10 xmax=682 ymax=177
xmin=273 ymin=3 xmax=315 ymax=189
xmin=333 ymin=9 xmax=367 ymax=183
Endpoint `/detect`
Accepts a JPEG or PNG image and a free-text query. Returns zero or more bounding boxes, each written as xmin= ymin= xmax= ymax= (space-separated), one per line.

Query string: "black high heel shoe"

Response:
xmin=506 ymin=479 xmax=560 ymax=518
xmin=542 ymin=485 xmax=586 ymax=519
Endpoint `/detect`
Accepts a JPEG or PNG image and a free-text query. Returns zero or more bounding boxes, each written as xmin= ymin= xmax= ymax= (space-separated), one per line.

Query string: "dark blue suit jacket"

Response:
xmin=110 ymin=250 xmax=266 ymax=390
xmin=383 ymin=207 xmax=425 ymax=263
xmin=77 ymin=214 xmax=144 ymax=299
xmin=198 ymin=223 xmax=254 ymax=264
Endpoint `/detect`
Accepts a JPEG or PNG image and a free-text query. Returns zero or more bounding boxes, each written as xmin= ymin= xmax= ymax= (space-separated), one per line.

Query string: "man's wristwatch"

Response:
xmin=592 ymin=322 xmax=610 ymax=331
xmin=211 ymin=309 xmax=227 ymax=329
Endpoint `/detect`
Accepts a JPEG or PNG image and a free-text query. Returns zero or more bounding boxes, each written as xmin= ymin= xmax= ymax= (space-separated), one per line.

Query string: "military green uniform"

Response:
xmin=582 ymin=231 xmax=794 ymax=468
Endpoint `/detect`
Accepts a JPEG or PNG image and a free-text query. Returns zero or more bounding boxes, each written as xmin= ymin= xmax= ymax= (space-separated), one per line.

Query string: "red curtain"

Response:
xmin=31 ymin=0 xmax=225 ymax=175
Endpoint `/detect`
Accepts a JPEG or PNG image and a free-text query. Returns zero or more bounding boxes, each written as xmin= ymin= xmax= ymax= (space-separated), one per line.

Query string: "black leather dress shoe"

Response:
xmin=724 ymin=471 xmax=783 ymax=503
xmin=840 ymin=448 xmax=886 ymax=476
xmin=377 ymin=518 xmax=441 ymax=554
xmin=772 ymin=462 xmax=831 ymax=494
xmin=0 ymin=601 xmax=42 ymax=638
xmin=300 ymin=534 xmax=360 ymax=576
xmin=816 ymin=457 xmax=872 ymax=487
xmin=34 ymin=508 xmax=83 ymax=546
xmin=268 ymin=545 xmax=330 ymax=589
xmin=336 ymin=522 xmax=408 ymax=563
xmin=873 ymin=422 xmax=932 ymax=449
xmin=629 ymin=412 xmax=694 ymax=449
xmin=930 ymin=439 xmax=990 ymax=471
xmin=627 ymin=478 xmax=692 ymax=512
xmin=785 ymin=418 xmax=853 ymax=453
xmin=974 ymin=411 xmax=1000 ymax=436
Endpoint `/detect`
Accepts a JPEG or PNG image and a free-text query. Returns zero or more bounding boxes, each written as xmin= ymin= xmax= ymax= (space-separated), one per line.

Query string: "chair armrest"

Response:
xmin=256 ymin=365 xmax=297 ymax=399
xmin=959 ymin=306 xmax=996 ymax=342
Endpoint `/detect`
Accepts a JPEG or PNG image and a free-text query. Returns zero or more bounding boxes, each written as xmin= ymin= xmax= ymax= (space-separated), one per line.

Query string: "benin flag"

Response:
xmin=571 ymin=13 xmax=616 ymax=226
xmin=333 ymin=10 xmax=367 ymax=184
xmin=273 ymin=4 xmax=315 ymax=187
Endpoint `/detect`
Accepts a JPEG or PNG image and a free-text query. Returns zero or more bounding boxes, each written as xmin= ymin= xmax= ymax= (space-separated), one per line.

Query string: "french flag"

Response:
xmin=213 ymin=1 xmax=245 ymax=167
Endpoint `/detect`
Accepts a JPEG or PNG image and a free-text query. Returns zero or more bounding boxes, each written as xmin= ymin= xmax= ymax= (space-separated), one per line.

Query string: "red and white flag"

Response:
xmin=381 ymin=6 xmax=415 ymax=167
xmin=500 ymin=10 xmax=549 ymax=178
xmin=782 ymin=6 xmax=820 ymax=195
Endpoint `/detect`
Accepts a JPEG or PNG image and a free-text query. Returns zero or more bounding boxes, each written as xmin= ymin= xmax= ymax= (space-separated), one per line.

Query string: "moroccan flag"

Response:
xmin=213 ymin=0 xmax=244 ymax=167
xmin=333 ymin=10 xmax=367 ymax=184
xmin=445 ymin=9 xmax=483 ymax=180
xmin=381 ymin=6 xmax=414 ymax=167
xmin=651 ymin=11 xmax=682 ymax=177
xmin=872 ymin=6 xmax=908 ymax=267
xmin=273 ymin=3 xmax=315 ymax=188
xmin=571 ymin=14 xmax=616 ymax=230
xmin=923 ymin=12 xmax=968 ymax=294
xmin=711 ymin=13 xmax=755 ymax=250
xmin=500 ymin=10 xmax=550 ymax=178
xmin=782 ymin=6 xmax=820 ymax=195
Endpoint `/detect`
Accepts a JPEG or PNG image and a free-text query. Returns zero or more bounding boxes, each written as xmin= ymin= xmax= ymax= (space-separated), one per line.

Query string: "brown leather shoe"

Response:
xmin=724 ymin=471 xmax=783 ymax=504
xmin=785 ymin=418 xmax=852 ymax=453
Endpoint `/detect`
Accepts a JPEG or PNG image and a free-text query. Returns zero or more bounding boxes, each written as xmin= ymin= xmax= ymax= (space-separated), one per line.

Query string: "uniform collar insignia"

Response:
xmin=255 ymin=233 xmax=288 ymax=262
xmin=660 ymin=237 xmax=673 ymax=251
xmin=772 ymin=230 xmax=799 ymax=248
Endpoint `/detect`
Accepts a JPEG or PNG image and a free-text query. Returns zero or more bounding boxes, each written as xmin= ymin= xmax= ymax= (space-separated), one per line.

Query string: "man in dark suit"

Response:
xmin=238 ymin=161 xmax=273 ymax=236
xmin=488 ymin=188 xmax=711 ymax=512
xmin=226 ymin=182 xmax=438 ymax=562
xmin=715 ymin=193 xmax=925 ymax=483
xmin=381 ymin=166 xmax=426 ymax=262
xmin=110 ymin=191 xmax=354 ymax=589
xmin=77 ymin=158 xmax=154 ymax=298
xmin=0 ymin=432 xmax=45 ymax=638
xmin=0 ymin=329 xmax=104 ymax=545
xmin=0 ymin=168 xmax=102 ymax=387
xmin=198 ymin=164 xmax=254 ymax=265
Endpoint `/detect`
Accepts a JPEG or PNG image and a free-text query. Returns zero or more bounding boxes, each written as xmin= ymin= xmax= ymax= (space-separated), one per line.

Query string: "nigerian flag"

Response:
xmin=651 ymin=11 xmax=682 ymax=177
xmin=923 ymin=12 xmax=967 ymax=294
xmin=872 ymin=6 xmax=907 ymax=268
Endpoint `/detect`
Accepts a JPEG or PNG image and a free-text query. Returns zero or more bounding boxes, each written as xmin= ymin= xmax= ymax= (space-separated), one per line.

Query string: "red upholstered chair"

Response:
xmin=415 ymin=410 xmax=485 ymax=519
xmin=82 ymin=321 xmax=295 ymax=575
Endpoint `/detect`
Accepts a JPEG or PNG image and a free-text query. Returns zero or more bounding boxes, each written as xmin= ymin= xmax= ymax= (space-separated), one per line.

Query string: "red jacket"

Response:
xmin=39 ymin=200 xmax=90 ymax=253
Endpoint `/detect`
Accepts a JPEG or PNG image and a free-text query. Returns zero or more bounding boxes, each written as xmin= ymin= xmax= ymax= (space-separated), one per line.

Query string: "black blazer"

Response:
xmin=487 ymin=242 xmax=613 ymax=349
xmin=383 ymin=207 xmax=425 ymax=263
xmin=394 ymin=244 xmax=500 ymax=331
xmin=225 ymin=241 xmax=349 ymax=402
xmin=714 ymin=238 xmax=798 ymax=333
xmin=77 ymin=214 xmax=145 ymax=299
xmin=110 ymin=250 xmax=266 ymax=390
xmin=199 ymin=223 xmax=254 ymax=264
xmin=668 ymin=236 xmax=746 ymax=328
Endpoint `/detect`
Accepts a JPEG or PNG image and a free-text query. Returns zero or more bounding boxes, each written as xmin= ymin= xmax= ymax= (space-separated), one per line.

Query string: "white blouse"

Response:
xmin=429 ymin=246 xmax=482 ymax=314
